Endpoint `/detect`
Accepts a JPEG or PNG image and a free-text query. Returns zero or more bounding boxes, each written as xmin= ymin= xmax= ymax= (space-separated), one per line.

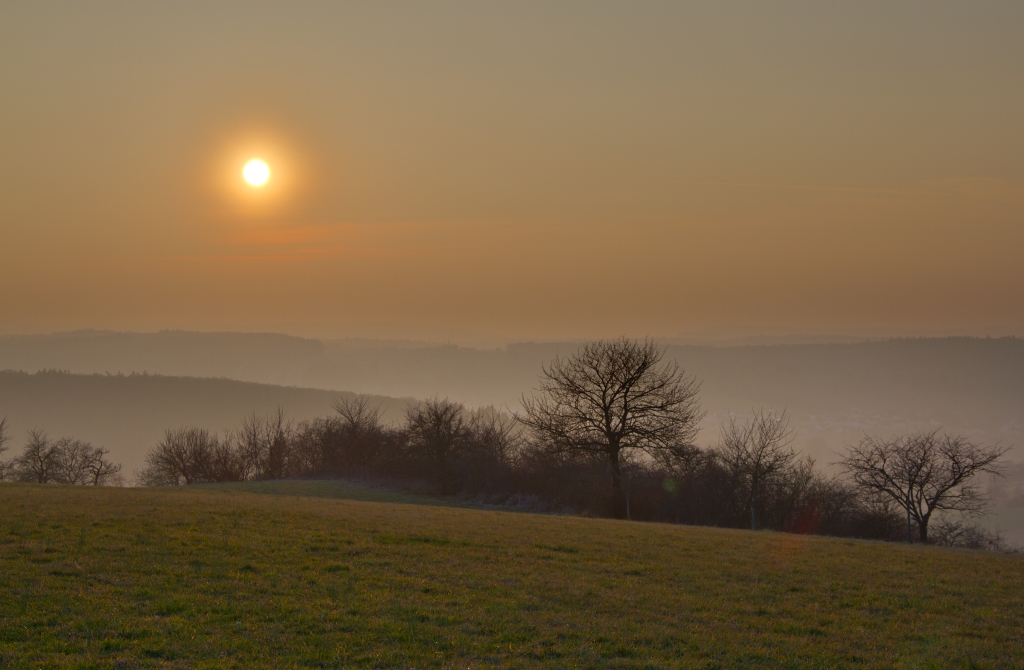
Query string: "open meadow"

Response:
xmin=1 ymin=481 xmax=1022 ymax=668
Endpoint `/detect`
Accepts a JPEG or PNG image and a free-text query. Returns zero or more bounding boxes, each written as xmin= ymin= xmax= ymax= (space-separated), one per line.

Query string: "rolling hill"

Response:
xmin=1 ymin=482 xmax=1021 ymax=667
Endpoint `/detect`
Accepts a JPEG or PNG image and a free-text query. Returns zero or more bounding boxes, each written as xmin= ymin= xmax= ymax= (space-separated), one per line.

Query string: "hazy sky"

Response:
xmin=2 ymin=2 xmax=1022 ymax=343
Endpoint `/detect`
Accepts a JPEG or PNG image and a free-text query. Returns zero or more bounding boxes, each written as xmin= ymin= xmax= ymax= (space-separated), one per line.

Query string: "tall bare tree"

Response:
xmin=717 ymin=409 xmax=796 ymax=530
xmin=406 ymin=397 xmax=469 ymax=496
xmin=0 ymin=417 xmax=9 ymax=480
xmin=518 ymin=338 xmax=703 ymax=517
xmin=236 ymin=409 xmax=292 ymax=480
xmin=840 ymin=431 xmax=1006 ymax=543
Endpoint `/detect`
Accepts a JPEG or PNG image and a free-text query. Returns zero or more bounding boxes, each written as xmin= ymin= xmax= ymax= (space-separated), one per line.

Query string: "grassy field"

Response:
xmin=1 ymin=483 xmax=1022 ymax=669
xmin=189 ymin=480 xmax=464 ymax=508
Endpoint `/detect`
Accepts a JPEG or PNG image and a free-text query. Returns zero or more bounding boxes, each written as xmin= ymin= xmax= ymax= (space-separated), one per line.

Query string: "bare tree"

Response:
xmin=48 ymin=438 xmax=123 ymax=486
xmin=138 ymin=427 xmax=221 ymax=486
xmin=406 ymin=397 xmax=469 ymax=496
xmin=0 ymin=417 xmax=9 ymax=480
xmin=7 ymin=429 xmax=123 ymax=486
xmin=83 ymin=446 xmax=123 ymax=486
xmin=716 ymin=409 xmax=796 ymax=530
xmin=50 ymin=437 xmax=96 ymax=485
xmin=518 ymin=338 xmax=704 ymax=517
xmin=15 ymin=430 xmax=59 ymax=483
xmin=0 ymin=417 xmax=8 ymax=457
xmin=236 ymin=409 xmax=292 ymax=480
xmin=840 ymin=431 xmax=1007 ymax=543
xmin=208 ymin=434 xmax=246 ymax=482
xmin=332 ymin=397 xmax=388 ymax=474
xmin=468 ymin=407 xmax=524 ymax=467
xmin=333 ymin=396 xmax=382 ymax=432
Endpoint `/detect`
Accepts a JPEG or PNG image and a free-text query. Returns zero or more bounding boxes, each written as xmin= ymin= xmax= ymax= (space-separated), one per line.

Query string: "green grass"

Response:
xmin=189 ymin=479 xmax=464 ymax=507
xmin=1 ymin=483 xmax=1022 ymax=668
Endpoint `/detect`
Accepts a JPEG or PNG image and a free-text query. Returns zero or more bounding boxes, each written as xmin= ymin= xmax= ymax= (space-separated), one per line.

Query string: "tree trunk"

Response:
xmin=608 ymin=448 xmax=626 ymax=519
xmin=918 ymin=517 xmax=929 ymax=544
xmin=749 ymin=474 xmax=758 ymax=530
xmin=437 ymin=450 xmax=448 ymax=497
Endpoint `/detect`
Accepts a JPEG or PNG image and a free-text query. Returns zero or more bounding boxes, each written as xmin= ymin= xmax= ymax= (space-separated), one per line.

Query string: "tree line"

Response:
xmin=0 ymin=338 xmax=1010 ymax=550
xmin=0 ymin=418 xmax=123 ymax=486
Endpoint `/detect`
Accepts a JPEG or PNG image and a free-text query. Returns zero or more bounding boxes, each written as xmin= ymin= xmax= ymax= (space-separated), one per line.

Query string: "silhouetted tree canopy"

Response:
xmin=0 ymin=417 xmax=9 ymax=479
xmin=138 ymin=427 xmax=227 ymax=486
xmin=114 ymin=340 xmax=1015 ymax=551
xmin=406 ymin=398 xmax=470 ymax=496
xmin=716 ymin=409 xmax=797 ymax=530
xmin=5 ymin=429 xmax=122 ymax=486
xmin=518 ymin=338 xmax=704 ymax=517
xmin=840 ymin=431 xmax=1006 ymax=543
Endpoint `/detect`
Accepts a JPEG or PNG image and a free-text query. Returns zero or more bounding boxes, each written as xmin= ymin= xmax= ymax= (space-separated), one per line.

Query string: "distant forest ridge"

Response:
xmin=2 ymin=330 xmax=1022 ymax=400
xmin=1 ymin=331 xmax=1022 ymax=468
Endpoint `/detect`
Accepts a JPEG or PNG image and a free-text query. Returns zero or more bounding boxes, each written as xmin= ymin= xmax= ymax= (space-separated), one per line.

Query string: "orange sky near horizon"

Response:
xmin=2 ymin=2 xmax=1023 ymax=343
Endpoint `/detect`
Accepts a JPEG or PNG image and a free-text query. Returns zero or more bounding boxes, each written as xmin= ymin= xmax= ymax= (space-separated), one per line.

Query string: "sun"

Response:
xmin=242 ymin=159 xmax=270 ymax=187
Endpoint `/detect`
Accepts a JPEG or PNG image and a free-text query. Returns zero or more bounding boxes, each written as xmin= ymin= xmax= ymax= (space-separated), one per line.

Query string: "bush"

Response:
xmin=137 ymin=427 xmax=226 ymax=486
xmin=128 ymin=401 xmax=1007 ymax=552
xmin=931 ymin=518 xmax=1016 ymax=552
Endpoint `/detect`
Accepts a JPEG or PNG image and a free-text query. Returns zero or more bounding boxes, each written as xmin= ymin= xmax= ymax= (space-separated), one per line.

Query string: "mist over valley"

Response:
xmin=3 ymin=330 xmax=1022 ymax=477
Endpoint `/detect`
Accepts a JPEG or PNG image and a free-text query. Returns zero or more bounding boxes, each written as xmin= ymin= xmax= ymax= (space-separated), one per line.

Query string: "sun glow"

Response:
xmin=243 ymin=159 xmax=270 ymax=187
xmin=210 ymin=131 xmax=311 ymax=216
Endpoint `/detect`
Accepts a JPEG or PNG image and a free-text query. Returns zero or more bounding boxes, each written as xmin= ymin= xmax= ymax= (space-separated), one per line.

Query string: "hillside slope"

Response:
xmin=1 ymin=483 xmax=1022 ymax=668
